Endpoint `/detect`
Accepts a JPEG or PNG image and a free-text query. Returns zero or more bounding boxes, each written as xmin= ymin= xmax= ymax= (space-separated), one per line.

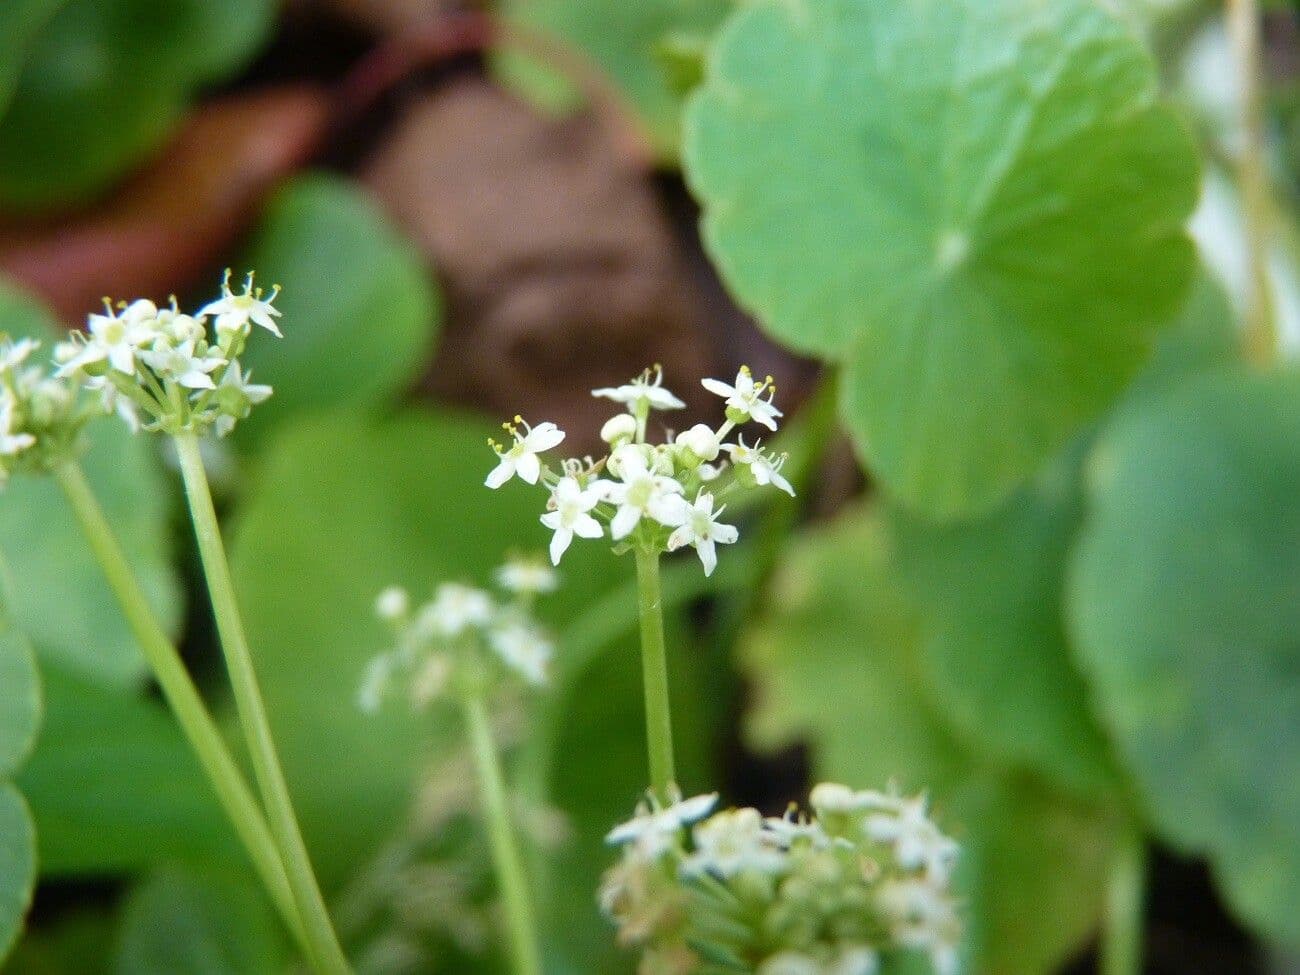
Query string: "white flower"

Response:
xmin=375 ymin=586 xmax=410 ymax=622
xmin=865 ymin=796 xmax=959 ymax=884
xmin=600 ymin=413 xmax=638 ymax=443
xmin=410 ymin=653 xmax=454 ymax=706
xmin=604 ymin=447 xmax=687 ymax=540
xmin=665 ymin=492 xmax=738 ymax=576
xmin=62 ymin=299 xmax=160 ymax=375
xmin=418 ymin=583 xmax=493 ymax=638
xmin=876 ymin=878 xmax=961 ymax=974
xmin=607 ymin=792 xmax=719 ymax=858
xmin=0 ymin=429 xmax=34 ymax=458
xmin=724 ymin=436 xmax=795 ymax=496
xmin=592 ymin=365 xmax=685 ymax=412
xmin=0 ymin=337 xmax=38 ymax=371
xmin=198 ymin=269 xmax=283 ymax=338
xmin=682 ymin=808 xmax=786 ymax=878
xmin=141 ymin=337 xmax=226 ymax=390
xmin=763 ymin=811 xmax=832 ymax=850
xmin=495 ymin=555 xmax=558 ymax=594
xmin=702 ymin=366 xmax=783 ymax=430
xmin=211 ymin=361 xmax=273 ymax=436
xmin=539 ymin=476 xmax=603 ymax=565
xmin=675 ymin=423 xmax=721 ymax=462
xmin=489 ymin=621 xmax=552 ymax=685
xmin=485 ymin=418 xmax=565 ymax=489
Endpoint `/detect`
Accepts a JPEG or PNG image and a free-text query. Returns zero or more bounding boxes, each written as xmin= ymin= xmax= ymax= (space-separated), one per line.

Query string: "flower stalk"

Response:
xmin=174 ymin=431 xmax=351 ymax=975
xmin=1227 ymin=0 xmax=1280 ymax=366
xmin=52 ymin=458 xmax=306 ymax=951
xmin=462 ymin=689 xmax=543 ymax=975
xmin=1100 ymin=825 xmax=1148 ymax=975
xmin=634 ymin=545 xmax=676 ymax=802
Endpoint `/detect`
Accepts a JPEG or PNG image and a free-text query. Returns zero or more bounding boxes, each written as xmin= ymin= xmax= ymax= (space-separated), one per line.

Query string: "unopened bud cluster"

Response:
xmin=0 ymin=335 xmax=90 ymax=485
xmin=485 ymin=366 xmax=794 ymax=576
xmin=599 ymin=784 xmax=961 ymax=975
xmin=54 ymin=269 xmax=277 ymax=437
xmin=359 ymin=555 xmax=559 ymax=712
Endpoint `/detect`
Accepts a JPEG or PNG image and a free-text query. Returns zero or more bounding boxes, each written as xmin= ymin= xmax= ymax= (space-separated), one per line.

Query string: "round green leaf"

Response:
xmin=1069 ymin=367 xmax=1300 ymax=945
xmin=495 ymin=0 xmax=730 ymax=160
xmin=684 ymin=0 xmax=1199 ymax=517
xmin=114 ymin=867 xmax=287 ymax=975
xmin=743 ymin=506 xmax=1120 ymax=975
xmin=0 ymin=0 xmax=276 ymax=211
xmin=234 ymin=174 xmax=441 ymax=445
xmin=890 ymin=449 xmax=1120 ymax=799
xmin=0 ymin=627 xmax=41 ymax=778
xmin=18 ymin=665 xmax=236 ymax=875
xmin=0 ymin=783 xmax=37 ymax=964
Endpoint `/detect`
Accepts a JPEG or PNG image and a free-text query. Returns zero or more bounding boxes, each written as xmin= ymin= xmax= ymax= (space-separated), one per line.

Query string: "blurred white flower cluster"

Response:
xmin=485 ymin=365 xmax=795 ymax=576
xmin=599 ymin=784 xmax=961 ymax=975
xmin=359 ymin=554 xmax=559 ymax=712
xmin=53 ymin=269 xmax=277 ymax=437
xmin=0 ymin=335 xmax=89 ymax=486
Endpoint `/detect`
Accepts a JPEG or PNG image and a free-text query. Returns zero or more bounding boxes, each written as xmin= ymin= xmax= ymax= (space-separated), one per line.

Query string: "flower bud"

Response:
xmin=675 ymin=423 xmax=720 ymax=462
xmin=601 ymin=413 xmax=638 ymax=443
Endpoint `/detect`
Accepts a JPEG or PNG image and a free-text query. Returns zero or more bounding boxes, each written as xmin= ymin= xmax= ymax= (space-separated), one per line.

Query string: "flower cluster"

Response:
xmin=599 ymin=784 xmax=961 ymax=975
xmin=359 ymin=554 xmax=559 ymax=712
xmin=485 ymin=366 xmax=794 ymax=576
xmin=0 ymin=335 xmax=90 ymax=485
xmin=53 ymin=269 xmax=277 ymax=437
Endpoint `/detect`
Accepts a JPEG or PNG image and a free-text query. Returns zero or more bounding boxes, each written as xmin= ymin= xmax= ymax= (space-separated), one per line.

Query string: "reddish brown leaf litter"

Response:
xmin=0 ymin=87 xmax=329 ymax=323
xmin=363 ymin=76 xmax=713 ymax=448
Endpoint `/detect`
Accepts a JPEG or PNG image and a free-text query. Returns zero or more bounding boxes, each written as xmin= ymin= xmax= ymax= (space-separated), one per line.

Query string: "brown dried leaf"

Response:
xmin=362 ymin=77 xmax=712 ymax=446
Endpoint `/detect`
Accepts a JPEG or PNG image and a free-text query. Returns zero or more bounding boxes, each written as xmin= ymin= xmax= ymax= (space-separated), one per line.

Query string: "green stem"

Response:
xmin=633 ymin=546 xmax=676 ymax=802
xmin=462 ymin=692 xmax=543 ymax=975
xmin=1100 ymin=826 xmax=1148 ymax=975
xmin=52 ymin=461 xmax=306 ymax=950
xmin=1227 ymin=0 xmax=1280 ymax=366
xmin=172 ymin=433 xmax=351 ymax=975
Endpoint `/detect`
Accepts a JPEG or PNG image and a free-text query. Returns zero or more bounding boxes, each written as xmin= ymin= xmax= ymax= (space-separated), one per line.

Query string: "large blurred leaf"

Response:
xmin=684 ymin=0 xmax=1199 ymax=518
xmin=234 ymin=174 xmax=441 ymax=445
xmin=0 ymin=785 xmax=36 ymax=964
xmin=0 ymin=0 xmax=276 ymax=211
xmin=18 ymin=665 xmax=235 ymax=875
xmin=0 ymin=422 xmax=180 ymax=686
xmin=494 ymin=0 xmax=730 ymax=160
xmin=743 ymin=507 xmax=1119 ymax=975
xmin=1069 ymin=367 xmax=1300 ymax=945
xmin=889 ymin=450 xmax=1119 ymax=799
xmin=0 ymin=908 xmax=114 ymax=975
xmin=229 ymin=409 xmax=631 ymax=887
xmin=0 ymin=609 xmax=41 ymax=965
xmin=113 ymin=867 xmax=286 ymax=975
xmin=0 ymin=283 xmax=181 ymax=687
xmin=0 ymin=0 xmax=66 ymax=118
xmin=0 ymin=628 xmax=40 ymax=779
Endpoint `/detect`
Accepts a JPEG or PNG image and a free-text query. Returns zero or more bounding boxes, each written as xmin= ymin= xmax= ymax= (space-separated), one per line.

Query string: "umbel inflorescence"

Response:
xmin=0 ymin=270 xmax=279 ymax=488
xmin=54 ymin=269 xmax=277 ymax=438
xmin=0 ymin=335 xmax=87 ymax=485
xmin=600 ymin=785 xmax=961 ymax=975
xmin=485 ymin=365 xmax=794 ymax=575
xmin=359 ymin=554 xmax=559 ymax=712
